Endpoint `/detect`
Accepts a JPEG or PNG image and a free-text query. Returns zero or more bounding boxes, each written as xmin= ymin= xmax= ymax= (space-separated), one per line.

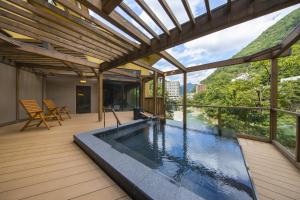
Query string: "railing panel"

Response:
xmin=220 ymin=108 xmax=270 ymax=139
xmin=166 ymin=104 xmax=270 ymax=139
xmin=276 ymin=111 xmax=297 ymax=157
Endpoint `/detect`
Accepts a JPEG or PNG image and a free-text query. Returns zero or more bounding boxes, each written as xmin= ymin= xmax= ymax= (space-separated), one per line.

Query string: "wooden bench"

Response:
xmin=43 ymin=99 xmax=71 ymax=120
xmin=19 ymin=100 xmax=62 ymax=131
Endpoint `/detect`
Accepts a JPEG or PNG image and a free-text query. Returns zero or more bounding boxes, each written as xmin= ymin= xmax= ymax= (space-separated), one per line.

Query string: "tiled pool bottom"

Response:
xmin=74 ymin=120 xmax=257 ymax=200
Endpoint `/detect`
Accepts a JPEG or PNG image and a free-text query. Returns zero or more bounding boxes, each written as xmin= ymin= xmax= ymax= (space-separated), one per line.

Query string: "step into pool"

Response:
xmin=74 ymin=119 xmax=257 ymax=200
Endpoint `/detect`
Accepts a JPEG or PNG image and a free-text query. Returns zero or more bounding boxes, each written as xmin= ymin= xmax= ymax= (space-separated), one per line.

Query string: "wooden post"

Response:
xmin=270 ymin=59 xmax=278 ymax=141
xmin=16 ymin=67 xmax=20 ymax=121
xmin=41 ymin=75 xmax=46 ymax=110
xmin=98 ymin=72 xmax=103 ymax=122
xmin=162 ymin=75 xmax=166 ymax=119
xmin=183 ymin=72 xmax=187 ymax=129
xmin=153 ymin=72 xmax=158 ymax=115
xmin=296 ymin=116 xmax=300 ymax=162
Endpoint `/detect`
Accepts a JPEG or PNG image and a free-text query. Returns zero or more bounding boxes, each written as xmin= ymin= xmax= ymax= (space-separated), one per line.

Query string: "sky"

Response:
xmin=91 ymin=1 xmax=300 ymax=84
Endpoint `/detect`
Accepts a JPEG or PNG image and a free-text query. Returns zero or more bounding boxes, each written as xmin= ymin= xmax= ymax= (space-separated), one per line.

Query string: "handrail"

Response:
xmin=272 ymin=108 xmax=300 ymax=116
xmin=111 ymin=108 xmax=122 ymax=128
xmin=103 ymin=108 xmax=121 ymax=128
xmin=167 ymin=104 xmax=269 ymax=110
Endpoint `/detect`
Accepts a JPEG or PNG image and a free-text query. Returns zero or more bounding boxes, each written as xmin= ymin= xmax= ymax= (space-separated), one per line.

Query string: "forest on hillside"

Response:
xmin=168 ymin=8 xmax=300 ymax=154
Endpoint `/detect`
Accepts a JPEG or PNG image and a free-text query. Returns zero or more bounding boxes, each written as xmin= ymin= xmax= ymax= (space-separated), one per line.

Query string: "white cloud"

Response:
xmin=168 ymin=4 xmax=300 ymax=65
xmin=165 ymin=4 xmax=300 ymax=84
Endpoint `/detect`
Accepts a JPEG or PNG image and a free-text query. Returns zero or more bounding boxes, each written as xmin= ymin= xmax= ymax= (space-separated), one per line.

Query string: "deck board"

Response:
xmin=0 ymin=113 xmax=133 ymax=200
xmin=239 ymin=138 xmax=300 ymax=200
xmin=0 ymin=113 xmax=299 ymax=200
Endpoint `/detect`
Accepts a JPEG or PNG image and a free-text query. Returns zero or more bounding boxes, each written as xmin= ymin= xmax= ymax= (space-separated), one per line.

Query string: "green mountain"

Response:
xmin=190 ymin=8 xmax=300 ymax=144
xmin=202 ymin=8 xmax=300 ymax=86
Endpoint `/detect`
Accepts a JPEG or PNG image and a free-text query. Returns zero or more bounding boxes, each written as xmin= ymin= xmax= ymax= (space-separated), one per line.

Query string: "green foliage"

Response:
xmin=190 ymin=8 xmax=300 ymax=146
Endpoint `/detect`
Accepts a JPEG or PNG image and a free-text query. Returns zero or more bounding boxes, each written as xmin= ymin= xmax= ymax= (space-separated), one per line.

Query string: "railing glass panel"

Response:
xmin=276 ymin=111 xmax=297 ymax=156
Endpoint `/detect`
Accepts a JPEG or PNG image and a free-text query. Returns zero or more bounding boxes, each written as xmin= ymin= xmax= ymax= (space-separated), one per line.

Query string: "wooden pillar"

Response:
xmin=296 ymin=116 xmax=300 ymax=162
xmin=153 ymin=72 xmax=158 ymax=115
xmin=16 ymin=67 xmax=20 ymax=121
xmin=98 ymin=72 xmax=103 ymax=122
xmin=140 ymin=78 xmax=144 ymax=108
xmin=183 ymin=72 xmax=187 ymax=129
xmin=41 ymin=75 xmax=46 ymax=110
xmin=162 ymin=75 xmax=166 ymax=119
xmin=270 ymin=58 xmax=278 ymax=141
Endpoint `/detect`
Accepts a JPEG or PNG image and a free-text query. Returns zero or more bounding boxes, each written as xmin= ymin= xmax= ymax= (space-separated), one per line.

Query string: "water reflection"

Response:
xmin=103 ymin=121 xmax=255 ymax=200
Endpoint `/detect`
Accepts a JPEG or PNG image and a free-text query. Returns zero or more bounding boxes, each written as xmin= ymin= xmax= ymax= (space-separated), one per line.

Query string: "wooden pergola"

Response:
xmin=0 ymin=0 xmax=300 ymax=165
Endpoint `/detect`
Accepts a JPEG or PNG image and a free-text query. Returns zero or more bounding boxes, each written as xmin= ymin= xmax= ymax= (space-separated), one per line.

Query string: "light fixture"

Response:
xmin=79 ymin=80 xmax=87 ymax=84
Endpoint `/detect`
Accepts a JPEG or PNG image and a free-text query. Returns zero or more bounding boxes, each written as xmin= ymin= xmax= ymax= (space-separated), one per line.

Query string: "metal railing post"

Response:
xmin=296 ymin=115 xmax=300 ymax=162
xmin=111 ymin=108 xmax=121 ymax=128
xmin=103 ymin=107 xmax=106 ymax=128
xmin=217 ymin=107 xmax=222 ymax=136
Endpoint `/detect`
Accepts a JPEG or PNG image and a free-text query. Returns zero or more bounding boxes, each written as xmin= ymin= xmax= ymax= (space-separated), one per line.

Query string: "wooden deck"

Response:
xmin=0 ymin=114 xmax=299 ymax=200
xmin=0 ymin=113 xmax=133 ymax=200
xmin=239 ymin=138 xmax=300 ymax=200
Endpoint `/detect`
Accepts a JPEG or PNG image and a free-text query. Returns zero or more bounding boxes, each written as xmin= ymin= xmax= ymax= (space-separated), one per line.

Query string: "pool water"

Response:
xmin=98 ymin=120 xmax=256 ymax=200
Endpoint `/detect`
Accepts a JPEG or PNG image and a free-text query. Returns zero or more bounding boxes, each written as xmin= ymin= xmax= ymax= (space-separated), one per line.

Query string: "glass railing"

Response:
xmin=274 ymin=109 xmax=299 ymax=158
xmin=165 ymin=104 xmax=300 ymax=163
xmin=166 ymin=104 xmax=270 ymax=139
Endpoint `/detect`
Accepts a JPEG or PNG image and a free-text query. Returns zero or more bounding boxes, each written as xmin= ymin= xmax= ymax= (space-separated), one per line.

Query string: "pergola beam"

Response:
xmin=165 ymin=45 xmax=291 ymax=76
xmin=204 ymin=0 xmax=212 ymax=19
xmin=133 ymin=60 xmax=164 ymax=74
xmin=119 ymin=2 xmax=159 ymax=39
xmin=136 ymin=0 xmax=170 ymax=35
xmin=101 ymin=0 xmax=123 ymax=14
xmin=100 ymin=0 xmax=298 ymax=71
xmin=273 ymin=23 xmax=300 ymax=57
xmin=158 ymin=0 xmax=182 ymax=31
xmin=181 ymin=0 xmax=195 ymax=24
xmin=77 ymin=0 xmax=151 ymax=45
xmin=159 ymin=51 xmax=186 ymax=72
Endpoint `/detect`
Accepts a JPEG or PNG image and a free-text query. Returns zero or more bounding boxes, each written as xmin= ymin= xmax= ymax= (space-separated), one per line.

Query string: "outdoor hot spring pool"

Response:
xmin=74 ymin=119 xmax=257 ymax=200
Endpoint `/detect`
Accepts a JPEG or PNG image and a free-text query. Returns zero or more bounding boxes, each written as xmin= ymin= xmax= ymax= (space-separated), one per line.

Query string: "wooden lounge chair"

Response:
xmin=19 ymin=100 xmax=62 ymax=131
xmin=43 ymin=99 xmax=71 ymax=120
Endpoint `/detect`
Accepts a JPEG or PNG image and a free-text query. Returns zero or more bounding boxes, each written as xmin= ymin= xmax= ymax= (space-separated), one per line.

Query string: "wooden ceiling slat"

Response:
xmin=77 ymin=0 xmax=151 ymax=45
xmin=54 ymin=0 xmax=139 ymax=50
xmin=29 ymin=0 xmax=130 ymax=55
xmin=4 ymin=0 xmax=129 ymax=56
xmin=0 ymin=33 xmax=99 ymax=68
xmin=0 ymin=18 xmax=113 ymax=61
xmin=136 ymin=0 xmax=170 ymax=35
xmin=0 ymin=12 xmax=118 ymax=60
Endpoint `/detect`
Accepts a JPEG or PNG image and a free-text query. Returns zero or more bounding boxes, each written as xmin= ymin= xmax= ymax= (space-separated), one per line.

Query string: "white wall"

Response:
xmin=46 ymin=77 xmax=98 ymax=114
xmin=0 ymin=64 xmax=16 ymax=124
xmin=19 ymin=70 xmax=43 ymax=119
xmin=0 ymin=63 xmax=43 ymax=125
